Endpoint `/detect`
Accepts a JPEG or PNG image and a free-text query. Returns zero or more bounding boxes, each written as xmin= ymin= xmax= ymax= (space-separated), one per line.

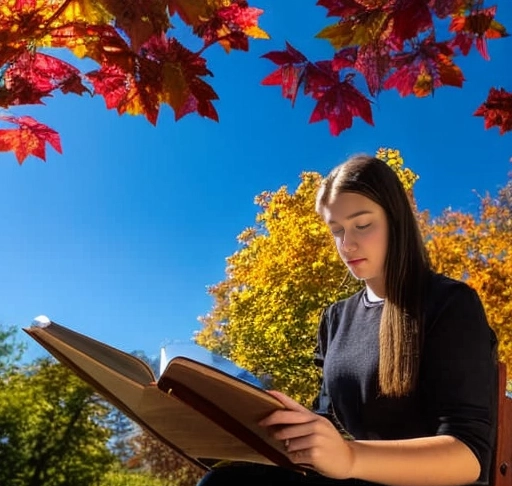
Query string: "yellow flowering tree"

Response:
xmin=375 ymin=148 xmax=419 ymax=202
xmin=197 ymin=172 xmax=351 ymax=404
xmin=196 ymin=149 xmax=417 ymax=404
xmin=198 ymin=149 xmax=512 ymax=400
xmin=421 ymin=175 xmax=512 ymax=371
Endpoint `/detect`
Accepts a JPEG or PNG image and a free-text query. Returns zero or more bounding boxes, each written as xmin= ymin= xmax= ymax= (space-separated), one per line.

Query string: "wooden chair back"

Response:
xmin=491 ymin=362 xmax=512 ymax=486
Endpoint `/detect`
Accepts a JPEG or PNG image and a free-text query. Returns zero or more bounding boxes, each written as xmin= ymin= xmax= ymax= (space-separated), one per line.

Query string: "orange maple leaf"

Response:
xmin=0 ymin=116 xmax=62 ymax=163
xmin=449 ymin=6 xmax=508 ymax=60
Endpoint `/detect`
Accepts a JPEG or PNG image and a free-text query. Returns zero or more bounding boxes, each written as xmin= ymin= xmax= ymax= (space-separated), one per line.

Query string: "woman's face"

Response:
xmin=321 ymin=192 xmax=389 ymax=297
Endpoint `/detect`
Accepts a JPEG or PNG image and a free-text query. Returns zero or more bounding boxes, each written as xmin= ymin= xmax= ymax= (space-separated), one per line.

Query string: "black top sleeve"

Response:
xmin=312 ymin=306 xmax=356 ymax=440
xmin=313 ymin=308 xmax=331 ymax=416
xmin=421 ymin=283 xmax=498 ymax=484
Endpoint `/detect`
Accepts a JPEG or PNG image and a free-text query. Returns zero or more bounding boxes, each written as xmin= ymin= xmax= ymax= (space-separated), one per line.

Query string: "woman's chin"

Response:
xmin=349 ymin=269 xmax=367 ymax=280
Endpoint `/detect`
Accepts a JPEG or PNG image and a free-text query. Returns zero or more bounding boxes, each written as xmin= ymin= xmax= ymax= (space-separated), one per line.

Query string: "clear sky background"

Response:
xmin=1 ymin=0 xmax=510 ymax=365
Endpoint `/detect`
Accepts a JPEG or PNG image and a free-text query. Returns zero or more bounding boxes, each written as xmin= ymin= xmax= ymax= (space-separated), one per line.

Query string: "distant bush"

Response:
xmin=100 ymin=468 xmax=173 ymax=486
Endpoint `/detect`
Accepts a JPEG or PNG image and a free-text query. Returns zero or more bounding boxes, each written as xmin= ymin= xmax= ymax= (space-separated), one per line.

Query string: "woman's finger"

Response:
xmin=271 ymin=422 xmax=321 ymax=442
xmin=259 ymin=409 xmax=315 ymax=427
xmin=266 ymin=390 xmax=310 ymax=412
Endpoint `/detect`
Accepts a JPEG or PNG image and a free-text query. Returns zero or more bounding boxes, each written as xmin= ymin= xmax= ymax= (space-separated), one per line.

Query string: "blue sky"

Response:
xmin=1 ymin=0 xmax=510 ymax=366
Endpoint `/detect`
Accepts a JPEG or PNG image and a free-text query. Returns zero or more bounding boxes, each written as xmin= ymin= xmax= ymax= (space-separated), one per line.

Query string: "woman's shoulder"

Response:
xmin=424 ymin=272 xmax=489 ymax=333
xmin=329 ymin=288 xmax=365 ymax=311
xmin=427 ymin=272 xmax=478 ymax=302
xmin=321 ymin=288 xmax=366 ymax=325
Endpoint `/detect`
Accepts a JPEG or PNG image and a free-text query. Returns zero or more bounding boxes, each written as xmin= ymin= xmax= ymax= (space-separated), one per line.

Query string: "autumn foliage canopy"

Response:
xmin=0 ymin=0 xmax=510 ymax=163
xmin=0 ymin=0 xmax=268 ymax=163
xmin=262 ymin=1 xmax=511 ymax=135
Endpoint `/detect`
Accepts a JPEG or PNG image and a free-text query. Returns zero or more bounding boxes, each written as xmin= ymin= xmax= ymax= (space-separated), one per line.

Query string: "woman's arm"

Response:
xmin=260 ymin=391 xmax=480 ymax=486
xmin=349 ymin=435 xmax=479 ymax=486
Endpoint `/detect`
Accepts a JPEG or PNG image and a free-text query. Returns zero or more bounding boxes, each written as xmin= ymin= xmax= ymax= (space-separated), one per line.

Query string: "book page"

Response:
xmin=25 ymin=323 xmax=149 ymax=416
xmin=139 ymin=386 xmax=276 ymax=463
xmin=26 ymin=320 xmax=155 ymax=385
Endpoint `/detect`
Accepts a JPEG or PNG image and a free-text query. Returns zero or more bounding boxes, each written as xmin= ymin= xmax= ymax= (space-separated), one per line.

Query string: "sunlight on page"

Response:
xmin=159 ymin=344 xmax=266 ymax=389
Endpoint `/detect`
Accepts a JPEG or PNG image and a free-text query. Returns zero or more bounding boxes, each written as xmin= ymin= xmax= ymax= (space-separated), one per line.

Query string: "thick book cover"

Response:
xmin=23 ymin=317 xmax=302 ymax=472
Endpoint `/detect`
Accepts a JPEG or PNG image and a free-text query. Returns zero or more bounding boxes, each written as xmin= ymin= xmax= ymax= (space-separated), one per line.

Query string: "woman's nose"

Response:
xmin=341 ymin=234 xmax=357 ymax=252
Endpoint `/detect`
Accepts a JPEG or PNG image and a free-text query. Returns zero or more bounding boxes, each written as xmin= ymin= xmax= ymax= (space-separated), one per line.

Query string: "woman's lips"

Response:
xmin=346 ymin=258 xmax=366 ymax=266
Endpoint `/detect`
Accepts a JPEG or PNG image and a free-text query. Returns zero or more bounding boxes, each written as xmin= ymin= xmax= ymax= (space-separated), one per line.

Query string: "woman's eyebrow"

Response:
xmin=328 ymin=210 xmax=373 ymax=224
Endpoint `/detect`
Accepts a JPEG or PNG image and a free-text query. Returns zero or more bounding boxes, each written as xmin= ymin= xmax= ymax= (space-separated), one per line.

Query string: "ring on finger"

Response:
xmin=284 ymin=439 xmax=290 ymax=448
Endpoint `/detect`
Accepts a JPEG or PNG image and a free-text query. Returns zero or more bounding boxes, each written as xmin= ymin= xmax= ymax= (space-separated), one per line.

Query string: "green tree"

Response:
xmin=0 ymin=324 xmax=24 ymax=375
xmin=99 ymin=466 xmax=171 ymax=486
xmin=0 ymin=358 xmax=115 ymax=486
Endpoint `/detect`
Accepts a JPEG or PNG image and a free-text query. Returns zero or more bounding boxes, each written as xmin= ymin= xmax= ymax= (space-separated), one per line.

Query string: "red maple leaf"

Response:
xmin=0 ymin=1 xmax=51 ymax=66
xmin=88 ymin=35 xmax=219 ymax=123
xmin=261 ymin=42 xmax=307 ymax=66
xmin=305 ymin=63 xmax=373 ymax=134
xmin=428 ymin=0 xmax=464 ymax=19
xmin=474 ymin=87 xmax=512 ymax=135
xmin=143 ymin=35 xmax=219 ymax=121
xmin=87 ymin=61 xmax=160 ymax=125
xmin=0 ymin=116 xmax=62 ymax=163
xmin=195 ymin=1 xmax=265 ymax=52
xmin=332 ymin=47 xmax=358 ymax=71
xmin=70 ymin=25 xmax=136 ymax=72
xmin=14 ymin=0 xmax=39 ymax=10
xmin=388 ymin=0 xmax=433 ymax=50
xmin=45 ymin=24 xmax=136 ymax=75
xmin=167 ymin=0 xmax=211 ymax=26
xmin=316 ymin=0 xmax=368 ymax=18
xmin=305 ymin=61 xmax=373 ymax=135
xmin=309 ymin=75 xmax=374 ymax=135
xmin=104 ymin=0 xmax=170 ymax=51
xmin=261 ymin=43 xmax=308 ymax=104
xmin=262 ymin=43 xmax=373 ymax=133
xmin=354 ymin=44 xmax=391 ymax=96
xmin=449 ymin=6 xmax=508 ymax=60
xmin=1 ymin=52 xmax=88 ymax=108
xmin=384 ymin=38 xmax=463 ymax=96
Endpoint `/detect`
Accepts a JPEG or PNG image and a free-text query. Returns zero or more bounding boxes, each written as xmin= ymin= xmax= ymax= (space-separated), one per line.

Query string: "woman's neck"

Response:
xmin=366 ymin=284 xmax=385 ymax=302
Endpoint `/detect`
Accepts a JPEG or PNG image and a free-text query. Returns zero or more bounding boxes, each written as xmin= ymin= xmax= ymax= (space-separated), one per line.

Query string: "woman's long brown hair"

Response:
xmin=316 ymin=155 xmax=431 ymax=396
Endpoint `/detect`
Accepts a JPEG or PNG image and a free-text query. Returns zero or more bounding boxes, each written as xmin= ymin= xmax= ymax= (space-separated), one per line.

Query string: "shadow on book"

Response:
xmin=24 ymin=316 xmax=306 ymax=473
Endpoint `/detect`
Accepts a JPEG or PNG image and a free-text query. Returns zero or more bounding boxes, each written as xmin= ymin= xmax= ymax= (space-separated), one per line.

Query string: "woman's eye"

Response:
xmin=356 ymin=223 xmax=371 ymax=230
xmin=332 ymin=228 xmax=344 ymax=235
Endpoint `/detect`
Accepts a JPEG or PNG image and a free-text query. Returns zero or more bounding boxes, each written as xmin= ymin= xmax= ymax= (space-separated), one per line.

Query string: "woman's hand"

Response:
xmin=259 ymin=390 xmax=354 ymax=479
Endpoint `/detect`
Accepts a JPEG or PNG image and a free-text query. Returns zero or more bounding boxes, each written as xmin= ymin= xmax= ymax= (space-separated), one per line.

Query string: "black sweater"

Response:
xmin=314 ymin=273 xmax=498 ymax=485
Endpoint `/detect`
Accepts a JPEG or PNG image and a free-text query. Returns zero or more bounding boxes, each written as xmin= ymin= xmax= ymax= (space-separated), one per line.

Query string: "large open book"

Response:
xmin=23 ymin=317 xmax=304 ymax=472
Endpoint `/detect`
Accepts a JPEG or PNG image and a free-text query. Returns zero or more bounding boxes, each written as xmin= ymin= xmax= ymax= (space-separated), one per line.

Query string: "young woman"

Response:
xmin=197 ymin=155 xmax=498 ymax=486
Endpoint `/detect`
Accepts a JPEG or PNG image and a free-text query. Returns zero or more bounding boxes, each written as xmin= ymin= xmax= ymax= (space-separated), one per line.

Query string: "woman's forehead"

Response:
xmin=323 ymin=192 xmax=382 ymax=219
